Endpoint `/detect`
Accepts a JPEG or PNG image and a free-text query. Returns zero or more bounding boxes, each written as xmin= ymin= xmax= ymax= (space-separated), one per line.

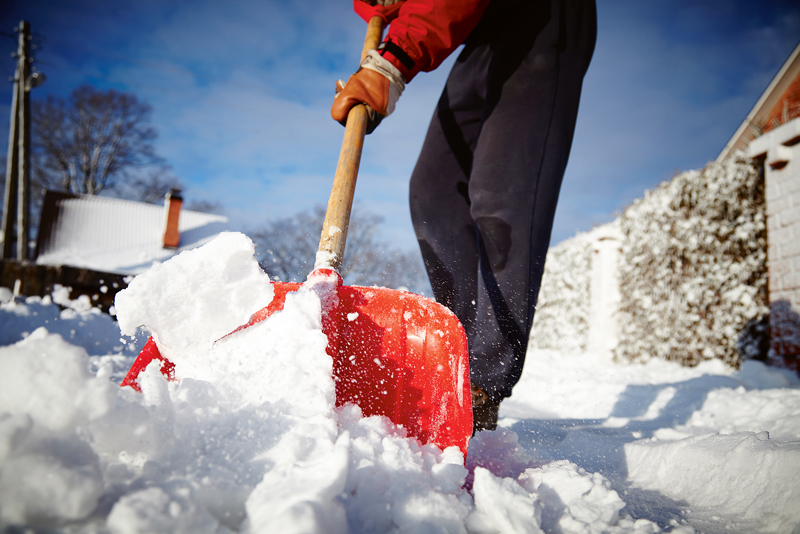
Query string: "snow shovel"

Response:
xmin=121 ymin=11 xmax=473 ymax=456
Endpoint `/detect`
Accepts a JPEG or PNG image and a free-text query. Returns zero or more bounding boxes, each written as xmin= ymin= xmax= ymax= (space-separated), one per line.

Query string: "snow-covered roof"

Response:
xmin=35 ymin=191 xmax=228 ymax=275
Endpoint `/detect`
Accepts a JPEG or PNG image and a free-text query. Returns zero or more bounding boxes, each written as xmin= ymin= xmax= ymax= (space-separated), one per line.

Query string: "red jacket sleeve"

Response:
xmin=379 ymin=0 xmax=491 ymax=82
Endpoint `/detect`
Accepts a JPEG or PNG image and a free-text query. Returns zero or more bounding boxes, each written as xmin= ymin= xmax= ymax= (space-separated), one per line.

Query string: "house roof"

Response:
xmin=35 ymin=191 xmax=228 ymax=275
xmin=717 ymin=41 xmax=800 ymax=162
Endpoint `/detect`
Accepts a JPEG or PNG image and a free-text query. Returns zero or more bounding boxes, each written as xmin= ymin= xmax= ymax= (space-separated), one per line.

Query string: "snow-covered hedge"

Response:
xmin=529 ymin=231 xmax=591 ymax=352
xmin=615 ymin=152 xmax=767 ymax=367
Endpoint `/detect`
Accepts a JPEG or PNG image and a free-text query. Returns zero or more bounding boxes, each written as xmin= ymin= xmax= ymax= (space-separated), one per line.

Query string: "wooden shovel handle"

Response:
xmin=315 ymin=16 xmax=385 ymax=273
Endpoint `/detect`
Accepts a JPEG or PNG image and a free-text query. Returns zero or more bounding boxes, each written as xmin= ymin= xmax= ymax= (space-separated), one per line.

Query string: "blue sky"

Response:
xmin=2 ymin=0 xmax=799 ymax=251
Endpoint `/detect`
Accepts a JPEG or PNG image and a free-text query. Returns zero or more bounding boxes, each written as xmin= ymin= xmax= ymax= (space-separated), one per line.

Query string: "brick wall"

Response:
xmin=763 ymin=73 xmax=800 ymax=135
xmin=748 ymin=118 xmax=800 ymax=360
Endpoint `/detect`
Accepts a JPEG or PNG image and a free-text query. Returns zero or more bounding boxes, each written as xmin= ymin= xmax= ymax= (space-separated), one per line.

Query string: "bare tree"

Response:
xmin=185 ymin=199 xmax=225 ymax=215
xmin=32 ymin=84 xmax=163 ymax=196
xmin=116 ymin=167 xmax=183 ymax=204
xmin=111 ymin=167 xmax=223 ymax=213
xmin=249 ymin=206 xmax=325 ymax=283
xmin=249 ymin=204 xmax=430 ymax=295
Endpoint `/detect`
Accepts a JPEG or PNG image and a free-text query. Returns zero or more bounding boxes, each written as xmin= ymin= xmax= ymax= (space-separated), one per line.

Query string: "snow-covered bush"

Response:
xmin=615 ymin=152 xmax=767 ymax=367
xmin=529 ymin=232 xmax=592 ymax=352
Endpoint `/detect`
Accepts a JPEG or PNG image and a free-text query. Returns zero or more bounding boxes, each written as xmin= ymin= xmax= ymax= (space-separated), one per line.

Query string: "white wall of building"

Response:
xmin=748 ymin=118 xmax=800 ymax=358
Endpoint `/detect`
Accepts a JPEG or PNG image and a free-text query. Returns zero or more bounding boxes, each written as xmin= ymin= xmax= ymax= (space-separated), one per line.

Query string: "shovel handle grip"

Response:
xmin=316 ymin=16 xmax=385 ymax=273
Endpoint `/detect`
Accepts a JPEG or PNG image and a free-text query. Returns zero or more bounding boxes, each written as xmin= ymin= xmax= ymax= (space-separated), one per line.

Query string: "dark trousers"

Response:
xmin=409 ymin=0 xmax=597 ymax=401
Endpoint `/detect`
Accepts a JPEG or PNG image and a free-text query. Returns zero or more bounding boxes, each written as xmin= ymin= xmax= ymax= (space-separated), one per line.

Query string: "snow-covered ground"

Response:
xmin=1 ymin=233 xmax=799 ymax=534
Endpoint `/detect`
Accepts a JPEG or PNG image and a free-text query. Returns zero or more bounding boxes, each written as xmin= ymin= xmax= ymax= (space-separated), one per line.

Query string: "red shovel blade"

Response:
xmin=121 ymin=271 xmax=473 ymax=455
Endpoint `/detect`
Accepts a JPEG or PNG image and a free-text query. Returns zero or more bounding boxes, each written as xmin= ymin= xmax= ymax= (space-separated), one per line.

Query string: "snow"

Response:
xmin=1 ymin=232 xmax=799 ymax=533
xmin=625 ymin=433 xmax=800 ymax=533
xmin=115 ymin=232 xmax=275 ymax=365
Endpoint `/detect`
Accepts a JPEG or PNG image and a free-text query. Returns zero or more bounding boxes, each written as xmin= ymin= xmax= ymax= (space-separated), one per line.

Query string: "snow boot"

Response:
xmin=471 ymin=383 xmax=499 ymax=434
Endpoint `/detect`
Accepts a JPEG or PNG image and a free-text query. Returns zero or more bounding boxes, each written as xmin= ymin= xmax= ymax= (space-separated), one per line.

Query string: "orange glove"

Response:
xmin=331 ymin=50 xmax=405 ymax=134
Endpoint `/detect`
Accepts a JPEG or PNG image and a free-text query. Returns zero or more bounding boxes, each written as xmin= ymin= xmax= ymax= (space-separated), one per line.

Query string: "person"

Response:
xmin=332 ymin=0 xmax=597 ymax=433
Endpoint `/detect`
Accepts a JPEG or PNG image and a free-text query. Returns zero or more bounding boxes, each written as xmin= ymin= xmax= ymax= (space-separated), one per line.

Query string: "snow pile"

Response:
xmin=626 ymin=433 xmax=800 ymax=533
xmin=616 ymin=152 xmax=767 ymax=367
xmin=2 ymin=232 xmax=799 ymax=533
xmin=465 ymin=431 xmax=666 ymax=534
xmin=0 ymin=284 xmax=145 ymax=373
xmin=680 ymin=361 xmax=800 ymax=441
xmin=529 ymin=231 xmax=592 ymax=352
xmin=115 ymin=232 xmax=275 ymax=364
xmin=0 ymin=330 xmax=115 ymax=525
xmin=506 ymin=349 xmax=800 ymax=533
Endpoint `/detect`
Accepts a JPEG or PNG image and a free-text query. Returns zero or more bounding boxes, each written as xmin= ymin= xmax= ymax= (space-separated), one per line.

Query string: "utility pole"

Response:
xmin=1 ymin=25 xmax=22 ymax=259
xmin=1 ymin=21 xmax=44 ymax=261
